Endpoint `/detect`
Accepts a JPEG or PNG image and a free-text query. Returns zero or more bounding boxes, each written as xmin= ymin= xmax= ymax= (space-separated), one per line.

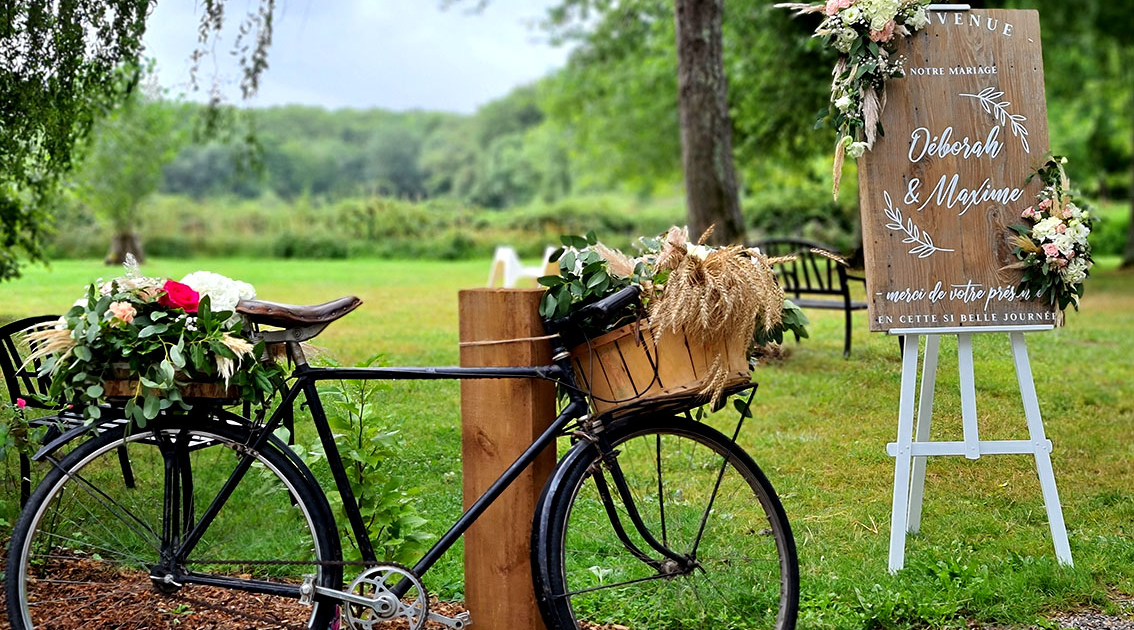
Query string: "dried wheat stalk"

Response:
xmin=649 ymin=231 xmax=784 ymax=406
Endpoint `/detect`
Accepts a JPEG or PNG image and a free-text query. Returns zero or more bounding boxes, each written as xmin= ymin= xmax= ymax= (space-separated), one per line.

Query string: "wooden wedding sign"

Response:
xmin=858 ymin=8 xmax=1054 ymax=332
xmin=857 ymin=7 xmax=1073 ymax=573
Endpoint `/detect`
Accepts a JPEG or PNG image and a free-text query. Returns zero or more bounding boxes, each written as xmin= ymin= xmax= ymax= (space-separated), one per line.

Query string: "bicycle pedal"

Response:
xmin=427 ymin=610 xmax=472 ymax=629
xmin=299 ymin=574 xmax=315 ymax=606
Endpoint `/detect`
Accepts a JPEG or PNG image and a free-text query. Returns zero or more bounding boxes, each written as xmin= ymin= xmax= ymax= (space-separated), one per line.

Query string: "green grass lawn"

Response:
xmin=2 ymin=256 xmax=1132 ymax=628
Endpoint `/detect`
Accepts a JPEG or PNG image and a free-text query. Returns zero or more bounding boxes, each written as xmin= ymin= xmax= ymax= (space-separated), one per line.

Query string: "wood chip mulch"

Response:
xmin=0 ymin=549 xmax=470 ymax=630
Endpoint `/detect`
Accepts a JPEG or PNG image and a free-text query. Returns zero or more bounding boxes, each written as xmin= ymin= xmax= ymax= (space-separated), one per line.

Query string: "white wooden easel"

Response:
xmin=886 ymin=325 xmax=1073 ymax=573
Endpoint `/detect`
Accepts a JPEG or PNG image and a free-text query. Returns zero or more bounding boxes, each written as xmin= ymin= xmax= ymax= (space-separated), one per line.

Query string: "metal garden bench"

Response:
xmin=753 ymin=237 xmax=867 ymax=358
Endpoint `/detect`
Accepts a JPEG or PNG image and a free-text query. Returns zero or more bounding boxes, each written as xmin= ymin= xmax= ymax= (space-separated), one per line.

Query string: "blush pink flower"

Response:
xmin=1038 ymin=198 xmax=1053 ymax=211
xmin=1042 ymin=243 xmax=1060 ymax=257
xmin=108 ymin=301 xmax=137 ymax=325
xmin=1062 ymin=206 xmax=1073 ymax=219
xmin=1021 ymin=206 xmax=1036 ymax=219
xmin=1054 ymin=223 xmax=1067 ymax=234
xmin=870 ymin=20 xmax=896 ymax=42
xmin=824 ymin=0 xmax=853 ymax=15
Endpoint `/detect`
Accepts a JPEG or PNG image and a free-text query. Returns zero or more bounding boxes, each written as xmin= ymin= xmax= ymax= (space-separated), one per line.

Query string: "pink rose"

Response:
xmin=1042 ymin=243 xmax=1059 ymax=257
xmin=158 ymin=280 xmax=200 ymax=313
xmin=870 ymin=20 xmax=896 ymax=42
xmin=16 ymin=398 xmax=27 ymax=410
xmin=1055 ymin=223 xmax=1066 ymax=234
xmin=825 ymin=0 xmax=853 ymax=15
xmin=1021 ymin=207 xmax=1036 ymax=219
xmin=108 ymin=301 xmax=136 ymax=324
xmin=1048 ymin=256 xmax=1068 ymax=268
xmin=1039 ymin=198 xmax=1052 ymax=211
xmin=1062 ymin=206 xmax=1073 ymax=219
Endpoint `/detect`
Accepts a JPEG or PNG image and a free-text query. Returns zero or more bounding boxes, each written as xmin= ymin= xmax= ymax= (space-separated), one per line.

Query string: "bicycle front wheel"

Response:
xmin=533 ymin=415 xmax=799 ymax=630
xmin=6 ymin=415 xmax=342 ymax=630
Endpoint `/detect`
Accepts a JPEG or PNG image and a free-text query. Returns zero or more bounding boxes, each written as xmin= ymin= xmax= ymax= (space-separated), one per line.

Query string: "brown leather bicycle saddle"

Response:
xmin=236 ymin=296 xmax=363 ymax=329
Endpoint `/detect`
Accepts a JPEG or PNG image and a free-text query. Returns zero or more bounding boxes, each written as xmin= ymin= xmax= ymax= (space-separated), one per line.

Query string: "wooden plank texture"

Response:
xmin=458 ymin=289 xmax=554 ymax=630
xmin=858 ymin=9 xmax=1055 ymax=332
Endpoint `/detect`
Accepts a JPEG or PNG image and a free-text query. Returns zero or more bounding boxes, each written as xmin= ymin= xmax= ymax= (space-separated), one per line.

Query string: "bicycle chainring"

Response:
xmin=342 ymin=563 xmax=428 ymax=630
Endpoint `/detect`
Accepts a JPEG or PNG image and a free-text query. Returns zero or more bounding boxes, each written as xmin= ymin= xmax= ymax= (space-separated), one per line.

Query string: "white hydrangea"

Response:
xmin=860 ymin=0 xmax=901 ymax=30
xmin=180 ymin=271 xmax=257 ymax=313
xmin=1031 ymin=217 xmax=1063 ymax=240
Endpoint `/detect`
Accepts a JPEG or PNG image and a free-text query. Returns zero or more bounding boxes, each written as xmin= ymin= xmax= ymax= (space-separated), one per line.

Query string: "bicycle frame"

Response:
xmin=173 ymin=348 xmax=591 ymax=600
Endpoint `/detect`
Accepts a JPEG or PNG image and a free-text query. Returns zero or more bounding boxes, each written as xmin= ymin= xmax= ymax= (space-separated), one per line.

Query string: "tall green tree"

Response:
xmin=0 ymin=0 xmax=150 ymax=280
xmin=77 ymin=91 xmax=186 ymax=264
xmin=1 ymin=0 xmax=274 ymax=279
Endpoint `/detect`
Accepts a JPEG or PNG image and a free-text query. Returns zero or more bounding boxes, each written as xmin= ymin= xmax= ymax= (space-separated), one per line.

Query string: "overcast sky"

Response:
xmin=142 ymin=0 xmax=572 ymax=113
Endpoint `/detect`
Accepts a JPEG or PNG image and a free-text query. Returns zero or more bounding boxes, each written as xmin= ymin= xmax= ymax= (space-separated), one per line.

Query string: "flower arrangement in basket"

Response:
xmin=1005 ymin=156 xmax=1095 ymax=315
xmin=539 ymin=227 xmax=809 ymax=413
xmin=25 ymin=257 xmax=284 ymax=425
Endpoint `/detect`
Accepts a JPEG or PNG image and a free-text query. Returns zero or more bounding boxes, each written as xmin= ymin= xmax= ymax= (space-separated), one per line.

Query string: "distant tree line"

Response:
xmin=159 ymin=85 xmax=572 ymax=210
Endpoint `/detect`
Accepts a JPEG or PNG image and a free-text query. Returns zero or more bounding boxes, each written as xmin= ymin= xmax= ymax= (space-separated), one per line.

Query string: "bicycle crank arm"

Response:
xmin=428 ymin=610 xmax=472 ymax=629
xmin=310 ymin=585 xmax=473 ymax=628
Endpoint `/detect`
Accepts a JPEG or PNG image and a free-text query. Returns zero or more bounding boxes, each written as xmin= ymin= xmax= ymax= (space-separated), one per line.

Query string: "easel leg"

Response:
xmin=907 ymin=334 xmax=940 ymax=534
xmin=957 ymin=334 xmax=981 ymax=460
xmin=889 ymin=334 xmax=920 ymax=573
xmin=1010 ymin=332 xmax=1073 ymax=566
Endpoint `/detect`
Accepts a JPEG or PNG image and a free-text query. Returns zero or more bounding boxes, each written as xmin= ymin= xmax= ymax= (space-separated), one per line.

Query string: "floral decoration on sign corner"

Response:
xmin=775 ymin=0 xmax=932 ymax=198
xmin=1005 ymin=156 xmax=1094 ymax=316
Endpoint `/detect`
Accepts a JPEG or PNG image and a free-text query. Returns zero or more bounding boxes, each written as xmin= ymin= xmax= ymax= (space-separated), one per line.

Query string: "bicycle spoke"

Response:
xmin=46 ymin=456 xmax=162 ymax=551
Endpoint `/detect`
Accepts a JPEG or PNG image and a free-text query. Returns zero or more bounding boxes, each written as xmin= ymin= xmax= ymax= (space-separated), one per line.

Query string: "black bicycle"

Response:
xmin=5 ymin=285 xmax=799 ymax=630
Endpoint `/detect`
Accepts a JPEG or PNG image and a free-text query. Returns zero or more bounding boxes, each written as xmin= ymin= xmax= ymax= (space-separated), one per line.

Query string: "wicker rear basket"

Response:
xmin=569 ymin=321 xmax=751 ymax=414
xmin=104 ymin=365 xmax=239 ymax=403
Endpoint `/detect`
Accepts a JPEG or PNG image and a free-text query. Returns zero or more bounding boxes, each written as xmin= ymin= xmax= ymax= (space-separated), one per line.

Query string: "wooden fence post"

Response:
xmin=458 ymin=289 xmax=555 ymax=630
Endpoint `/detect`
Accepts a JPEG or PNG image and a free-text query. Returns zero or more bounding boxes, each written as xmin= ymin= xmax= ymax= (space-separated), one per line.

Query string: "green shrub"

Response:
xmin=1088 ymin=201 xmax=1130 ymax=257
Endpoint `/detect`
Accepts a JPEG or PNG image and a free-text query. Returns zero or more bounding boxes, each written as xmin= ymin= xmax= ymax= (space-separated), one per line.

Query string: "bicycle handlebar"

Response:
xmin=550 ymin=285 xmax=641 ymax=335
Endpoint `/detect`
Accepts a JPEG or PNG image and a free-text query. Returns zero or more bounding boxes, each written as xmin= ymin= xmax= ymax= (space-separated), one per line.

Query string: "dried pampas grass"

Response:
xmin=20 ymin=325 xmax=74 ymax=375
xmin=863 ymin=87 xmax=881 ymax=149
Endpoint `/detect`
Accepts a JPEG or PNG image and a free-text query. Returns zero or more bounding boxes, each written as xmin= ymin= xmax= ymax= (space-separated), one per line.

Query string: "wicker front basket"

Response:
xmin=569 ymin=321 xmax=751 ymax=415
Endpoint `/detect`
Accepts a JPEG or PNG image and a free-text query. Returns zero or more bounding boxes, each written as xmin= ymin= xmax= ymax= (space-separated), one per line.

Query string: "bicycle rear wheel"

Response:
xmin=6 ymin=415 xmax=342 ymax=630
xmin=532 ymin=415 xmax=798 ymax=630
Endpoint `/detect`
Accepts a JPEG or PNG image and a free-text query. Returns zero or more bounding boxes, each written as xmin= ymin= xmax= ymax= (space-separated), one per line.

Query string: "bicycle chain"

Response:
xmin=185 ymin=558 xmax=403 ymax=567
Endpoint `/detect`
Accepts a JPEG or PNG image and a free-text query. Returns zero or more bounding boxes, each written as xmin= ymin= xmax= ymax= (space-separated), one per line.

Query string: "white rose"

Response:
xmin=1052 ymin=233 xmax=1075 ymax=255
xmin=834 ymin=94 xmax=853 ymax=111
xmin=834 ymin=28 xmax=858 ymax=53
xmin=842 ymin=6 xmax=862 ymax=23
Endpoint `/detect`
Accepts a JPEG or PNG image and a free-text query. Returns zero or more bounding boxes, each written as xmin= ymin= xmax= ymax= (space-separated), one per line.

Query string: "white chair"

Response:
xmin=488 ymin=246 xmax=559 ymax=288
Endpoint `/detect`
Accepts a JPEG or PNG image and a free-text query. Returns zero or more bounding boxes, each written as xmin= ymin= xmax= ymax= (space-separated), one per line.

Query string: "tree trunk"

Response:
xmin=106 ymin=231 xmax=145 ymax=265
xmin=674 ymin=0 xmax=746 ymax=246
xmin=1122 ymin=106 xmax=1134 ymax=268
